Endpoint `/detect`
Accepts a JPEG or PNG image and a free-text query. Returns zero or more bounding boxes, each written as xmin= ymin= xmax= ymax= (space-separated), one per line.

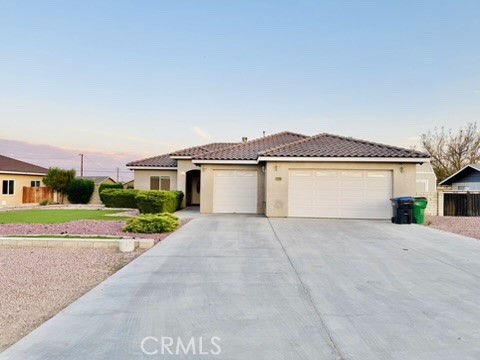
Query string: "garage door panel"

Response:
xmin=289 ymin=169 xmax=392 ymax=219
xmin=213 ymin=170 xmax=258 ymax=214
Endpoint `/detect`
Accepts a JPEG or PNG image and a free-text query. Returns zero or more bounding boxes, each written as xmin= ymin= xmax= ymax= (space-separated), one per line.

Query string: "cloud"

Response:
xmin=193 ymin=127 xmax=211 ymax=139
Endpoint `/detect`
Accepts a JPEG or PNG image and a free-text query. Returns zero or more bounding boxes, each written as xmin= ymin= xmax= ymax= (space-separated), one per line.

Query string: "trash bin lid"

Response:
xmin=391 ymin=196 xmax=415 ymax=203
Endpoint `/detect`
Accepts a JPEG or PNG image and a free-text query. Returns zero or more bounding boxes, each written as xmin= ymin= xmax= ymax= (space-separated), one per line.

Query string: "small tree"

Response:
xmin=420 ymin=122 xmax=480 ymax=182
xmin=42 ymin=168 xmax=76 ymax=204
xmin=67 ymin=179 xmax=95 ymax=204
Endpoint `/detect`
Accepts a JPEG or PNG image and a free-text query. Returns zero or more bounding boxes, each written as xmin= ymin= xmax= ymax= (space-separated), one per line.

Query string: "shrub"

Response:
xmin=135 ymin=190 xmax=183 ymax=214
xmin=100 ymin=189 xmax=138 ymax=208
xmin=66 ymin=179 xmax=95 ymax=204
xmin=98 ymin=183 xmax=124 ymax=203
xmin=123 ymin=213 xmax=180 ymax=233
xmin=39 ymin=199 xmax=51 ymax=206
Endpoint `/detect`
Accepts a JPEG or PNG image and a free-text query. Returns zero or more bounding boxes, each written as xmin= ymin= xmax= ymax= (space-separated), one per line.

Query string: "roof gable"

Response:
xmin=193 ymin=132 xmax=308 ymax=161
xmin=439 ymin=164 xmax=480 ymax=185
xmin=259 ymin=133 xmax=430 ymax=159
xmin=0 ymin=155 xmax=48 ymax=175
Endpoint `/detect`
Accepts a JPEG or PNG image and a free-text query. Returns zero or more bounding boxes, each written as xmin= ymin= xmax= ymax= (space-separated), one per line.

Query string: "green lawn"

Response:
xmin=0 ymin=209 xmax=129 ymax=224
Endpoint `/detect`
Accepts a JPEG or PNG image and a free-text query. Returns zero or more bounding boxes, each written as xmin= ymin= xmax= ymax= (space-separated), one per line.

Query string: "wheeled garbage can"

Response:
xmin=390 ymin=197 xmax=414 ymax=224
xmin=413 ymin=197 xmax=428 ymax=224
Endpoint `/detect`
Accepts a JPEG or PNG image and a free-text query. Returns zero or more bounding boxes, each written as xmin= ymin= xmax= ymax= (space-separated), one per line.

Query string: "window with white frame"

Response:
xmin=2 ymin=180 xmax=14 ymax=195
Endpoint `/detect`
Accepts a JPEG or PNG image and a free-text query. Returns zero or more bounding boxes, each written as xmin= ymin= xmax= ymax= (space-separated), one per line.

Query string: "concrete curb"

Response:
xmin=0 ymin=237 xmax=154 ymax=251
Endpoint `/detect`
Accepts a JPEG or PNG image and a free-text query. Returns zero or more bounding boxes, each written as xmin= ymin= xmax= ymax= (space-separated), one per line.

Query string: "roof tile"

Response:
xmin=194 ymin=132 xmax=308 ymax=161
xmin=260 ymin=133 xmax=430 ymax=158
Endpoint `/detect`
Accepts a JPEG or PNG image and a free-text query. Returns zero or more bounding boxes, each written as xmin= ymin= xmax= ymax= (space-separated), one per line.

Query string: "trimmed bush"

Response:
xmin=135 ymin=190 xmax=184 ymax=214
xmin=66 ymin=179 xmax=95 ymax=204
xmin=100 ymin=189 xmax=138 ymax=208
xmin=99 ymin=183 xmax=124 ymax=203
xmin=123 ymin=213 xmax=180 ymax=233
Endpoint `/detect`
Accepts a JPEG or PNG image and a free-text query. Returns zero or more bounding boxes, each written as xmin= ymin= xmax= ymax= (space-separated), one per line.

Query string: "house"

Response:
xmin=77 ymin=176 xmax=116 ymax=204
xmin=127 ymin=131 xmax=430 ymax=219
xmin=0 ymin=155 xmax=49 ymax=206
xmin=438 ymin=164 xmax=480 ymax=191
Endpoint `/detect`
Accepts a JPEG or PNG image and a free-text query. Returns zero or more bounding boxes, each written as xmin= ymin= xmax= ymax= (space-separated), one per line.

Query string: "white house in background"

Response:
xmin=416 ymin=163 xmax=437 ymax=194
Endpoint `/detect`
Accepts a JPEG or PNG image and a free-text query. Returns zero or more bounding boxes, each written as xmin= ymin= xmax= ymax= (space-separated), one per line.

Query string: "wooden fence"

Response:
xmin=444 ymin=192 xmax=480 ymax=216
xmin=22 ymin=187 xmax=53 ymax=204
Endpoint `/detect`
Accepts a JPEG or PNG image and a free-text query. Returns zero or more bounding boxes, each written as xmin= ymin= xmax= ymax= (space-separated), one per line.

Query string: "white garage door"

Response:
xmin=213 ymin=170 xmax=258 ymax=213
xmin=288 ymin=170 xmax=392 ymax=219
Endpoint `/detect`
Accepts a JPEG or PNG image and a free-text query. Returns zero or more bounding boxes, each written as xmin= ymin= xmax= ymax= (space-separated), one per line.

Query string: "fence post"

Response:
xmin=437 ymin=190 xmax=444 ymax=216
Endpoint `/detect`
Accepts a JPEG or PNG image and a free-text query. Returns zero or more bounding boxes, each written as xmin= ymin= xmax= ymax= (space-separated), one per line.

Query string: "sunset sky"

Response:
xmin=1 ymin=1 xmax=479 ymax=178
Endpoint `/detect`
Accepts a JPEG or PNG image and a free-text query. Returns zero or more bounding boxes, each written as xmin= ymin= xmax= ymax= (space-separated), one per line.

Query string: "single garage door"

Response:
xmin=213 ymin=170 xmax=258 ymax=213
xmin=288 ymin=170 xmax=392 ymax=219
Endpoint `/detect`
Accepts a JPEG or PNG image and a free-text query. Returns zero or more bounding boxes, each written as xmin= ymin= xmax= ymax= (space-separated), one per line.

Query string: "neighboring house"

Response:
xmin=127 ymin=131 xmax=430 ymax=219
xmin=416 ymin=163 xmax=437 ymax=194
xmin=0 ymin=155 xmax=49 ymax=206
xmin=77 ymin=176 xmax=116 ymax=204
xmin=438 ymin=164 xmax=480 ymax=191
xmin=123 ymin=180 xmax=134 ymax=189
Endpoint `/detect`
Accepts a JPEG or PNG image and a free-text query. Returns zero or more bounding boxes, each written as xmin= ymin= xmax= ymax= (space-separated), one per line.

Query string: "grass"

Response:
xmin=0 ymin=209 xmax=129 ymax=224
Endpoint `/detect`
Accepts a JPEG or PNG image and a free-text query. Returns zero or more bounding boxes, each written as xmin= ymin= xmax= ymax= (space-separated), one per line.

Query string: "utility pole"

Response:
xmin=116 ymin=167 xmax=119 ymax=182
xmin=79 ymin=154 xmax=84 ymax=176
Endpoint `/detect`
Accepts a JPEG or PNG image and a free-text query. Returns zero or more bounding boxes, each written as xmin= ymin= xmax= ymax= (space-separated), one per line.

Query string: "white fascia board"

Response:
xmin=170 ymin=156 xmax=192 ymax=159
xmin=257 ymin=156 xmax=430 ymax=163
xmin=127 ymin=166 xmax=178 ymax=170
xmin=0 ymin=171 xmax=47 ymax=176
xmin=192 ymin=160 xmax=258 ymax=165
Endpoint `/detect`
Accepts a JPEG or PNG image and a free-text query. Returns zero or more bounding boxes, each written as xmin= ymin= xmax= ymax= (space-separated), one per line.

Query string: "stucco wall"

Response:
xmin=0 ymin=173 xmax=45 ymax=206
xmin=199 ymin=164 xmax=265 ymax=214
xmin=176 ymin=160 xmax=201 ymax=207
xmin=265 ymin=162 xmax=417 ymax=217
xmin=133 ymin=170 xmax=178 ymax=191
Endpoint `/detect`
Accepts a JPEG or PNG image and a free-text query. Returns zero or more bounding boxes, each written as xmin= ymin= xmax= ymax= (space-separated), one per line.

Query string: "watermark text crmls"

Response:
xmin=141 ymin=336 xmax=221 ymax=356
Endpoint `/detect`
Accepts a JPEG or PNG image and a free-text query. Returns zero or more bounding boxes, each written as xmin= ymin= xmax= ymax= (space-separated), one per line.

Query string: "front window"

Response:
xmin=31 ymin=181 xmax=41 ymax=188
xmin=150 ymin=176 xmax=171 ymax=191
xmin=2 ymin=180 xmax=14 ymax=195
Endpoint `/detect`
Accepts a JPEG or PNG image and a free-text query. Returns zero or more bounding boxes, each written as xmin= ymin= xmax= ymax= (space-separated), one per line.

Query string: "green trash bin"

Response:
xmin=413 ymin=197 xmax=428 ymax=224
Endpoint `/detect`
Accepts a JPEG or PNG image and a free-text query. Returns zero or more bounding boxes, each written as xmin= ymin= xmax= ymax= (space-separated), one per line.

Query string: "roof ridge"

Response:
xmin=170 ymin=142 xmax=238 ymax=156
xmin=258 ymin=133 xmax=319 ymax=155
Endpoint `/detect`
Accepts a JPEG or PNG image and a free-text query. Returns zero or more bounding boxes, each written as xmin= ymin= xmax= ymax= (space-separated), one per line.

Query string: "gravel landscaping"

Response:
xmin=426 ymin=216 xmax=480 ymax=240
xmin=0 ymin=220 xmax=176 ymax=241
xmin=0 ymin=247 xmax=141 ymax=352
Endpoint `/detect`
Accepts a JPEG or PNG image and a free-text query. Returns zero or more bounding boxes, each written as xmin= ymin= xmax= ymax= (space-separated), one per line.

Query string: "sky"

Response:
xmin=1 ymin=1 xmax=479 ymax=178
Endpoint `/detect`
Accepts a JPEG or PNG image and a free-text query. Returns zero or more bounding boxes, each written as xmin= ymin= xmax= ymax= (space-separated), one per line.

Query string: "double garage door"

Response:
xmin=213 ymin=170 xmax=258 ymax=213
xmin=289 ymin=170 xmax=392 ymax=219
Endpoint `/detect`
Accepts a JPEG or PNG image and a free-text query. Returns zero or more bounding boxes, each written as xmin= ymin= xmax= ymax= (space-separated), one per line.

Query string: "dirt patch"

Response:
xmin=0 ymin=247 xmax=142 ymax=352
xmin=426 ymin=216 xmax=480 ymax=240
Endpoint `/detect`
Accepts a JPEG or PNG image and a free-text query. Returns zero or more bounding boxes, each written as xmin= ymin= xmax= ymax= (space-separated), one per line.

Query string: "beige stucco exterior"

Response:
xmin=0 ymin=173 xmax=45 ymax=206
xmin=199 ymin=164 xmax=265 ymax=214
xmin=264 ymin=161 xmax=417 ymax=217
xmin=133 ymin=169 xmax=178 ymax=192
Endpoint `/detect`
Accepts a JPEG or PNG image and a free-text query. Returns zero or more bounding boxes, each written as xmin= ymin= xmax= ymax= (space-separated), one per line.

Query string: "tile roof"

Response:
xmin=194 ymin=132 xmax=309 ymax=161
xmin=77 ymin=176 xmax=116 ymax=183
xmin=259 ymin=133 xmax=430 ymax=159
xmin=0 ymin=155 xmax=49 ymax=174
xmin=126 ymin=142 xmax=237 ymax=167
xmin=126 ymin=153 xmax=177 ymax=168
xmin=170 ymin=143 xmax=237 ymax=157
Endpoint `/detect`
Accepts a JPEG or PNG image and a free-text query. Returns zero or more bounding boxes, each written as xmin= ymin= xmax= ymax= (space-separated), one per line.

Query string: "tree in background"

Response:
xmin=66 ymin=179 xmax=95 ymax=204
xmin=420 ymin=122 xmax=480 ymax=182
xmin=42 ymin=168 xmax=76 ymax=203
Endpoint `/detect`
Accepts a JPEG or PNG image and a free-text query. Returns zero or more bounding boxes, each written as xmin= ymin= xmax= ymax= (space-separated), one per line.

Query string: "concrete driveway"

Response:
xmin=2 ymin=216 xmax=480 ymax=359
